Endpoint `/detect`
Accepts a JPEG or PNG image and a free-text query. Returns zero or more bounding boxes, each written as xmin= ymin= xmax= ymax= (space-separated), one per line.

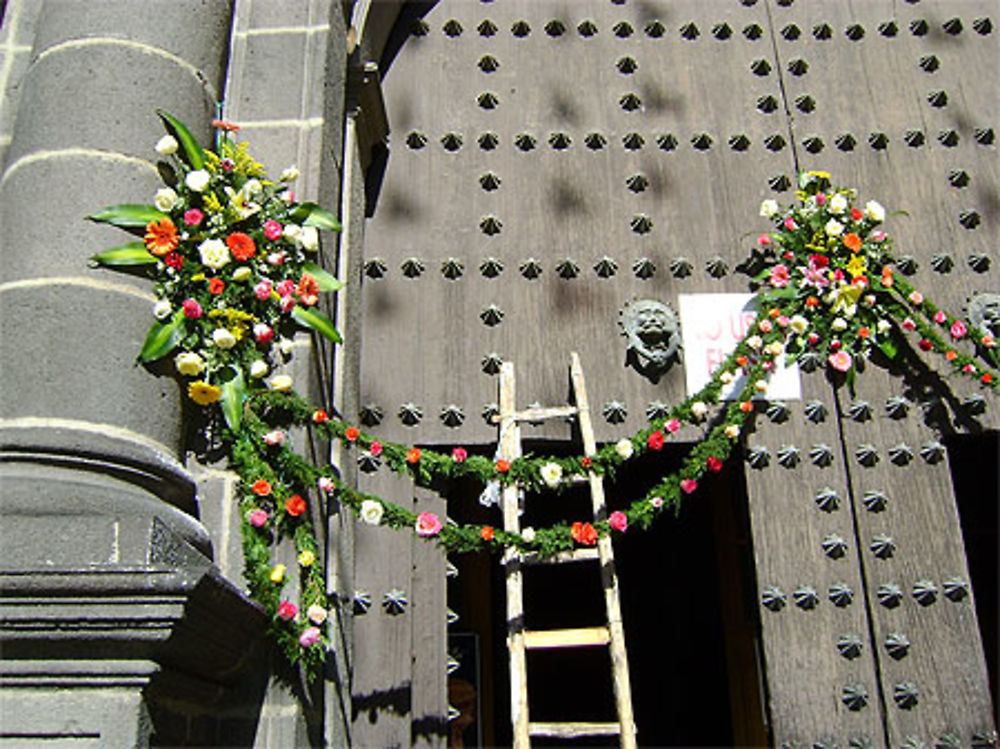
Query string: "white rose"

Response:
xmin=153 ymin=299 xmax=172 ymax=320
xmin=282 ymin=224 xmax=303 ymax=244
xmin=154 ymin=187 xmax=177 ymax=211
xmin=539 ymin=462 xmax=563 ymax=488
xmin=755 ymin=380 xmax=769 ymax=393
xmin=759 ymin=199 xmax=779 ymax=218
xmin=876 ymin=319 xmax=891 ymax=334
xmin=155 ymin=135 xmax=178 ymax=155
xmin=232 ymin=266 xmax=252 ymax=282
xmin=615 ymin=438 xmax=634 ymax=460
xmin=521 ymin=527 xmax=535 ymax=543
xmin=307 ymin=604 xmax=328 ymax=625
xmin=831 ymin=317 xmax=848 ymax=332
xmin=279 ymin=165 xmax=300 ymax=182
xmin=242 ymin=179 xmax=262 ymax=197
xmin=765 ymin=341 xmax=784 ymax=356
xmin=828 ymin=193 xmax=848 ymax=214
xmin=864 ymin=200 xmax=885 ymax=223
xmin=174 ymin=351 xmax=205 ymax=376
xmin=720 ymin=371 xmax=734 ymax=384
xmin=212 ymin=328 xmax=237 ymax=349
xmin=185 ymin=169 xmax=211 ymax=192
xmin=724 ymin=424 xmax=741 ymax=439
xmin=825 ymin=219 xmax=844 ymax=237
xmin=249 ymin=360 xmax=269 ymax=378
xmin=690 ymin=401 xmax=708 ymax=421
xmin=789 ymin=315 xmax=809 ymax=334
xmin=300 ymin=226 xmax=319 ymax=252
xmin=268 ymin=374 xmax=294 ymax=391
xmin=198 ymin=238 xmax=230 ymax=269
xmin=359 ymin=499 xmax=384 ymax=526
xmin=746 ymin=335 xmax=762 ymax=350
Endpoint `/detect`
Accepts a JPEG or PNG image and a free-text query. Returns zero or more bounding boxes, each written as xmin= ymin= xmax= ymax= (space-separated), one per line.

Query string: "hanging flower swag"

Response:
xmin=91 ymin=113 xmax=998 ymax=678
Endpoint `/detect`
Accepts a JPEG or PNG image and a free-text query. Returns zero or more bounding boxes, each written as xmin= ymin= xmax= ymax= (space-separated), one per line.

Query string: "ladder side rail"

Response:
xmin=498 ymin=361 xmax=531 ymax=749
xmin=569 ymin=352 xmax=639 ymax=749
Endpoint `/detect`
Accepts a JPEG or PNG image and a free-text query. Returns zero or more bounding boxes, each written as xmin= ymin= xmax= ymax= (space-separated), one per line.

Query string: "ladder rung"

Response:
xmin=492 ymin=405 xmax=578 ymax=424
xmin=529 ymin=721 xmax=622 ymax=738
xmin=523 ymin=626 xmax=610 ymax=649
xmin=520 ymin=548 xmax=600 ymax=566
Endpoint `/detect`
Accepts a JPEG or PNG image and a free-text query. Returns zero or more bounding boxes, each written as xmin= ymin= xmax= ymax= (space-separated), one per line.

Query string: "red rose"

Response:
xmin=312 ymin=410 xmax=329 ymax=423
xmin=647 ymin=431 xmax=665 ymax=450
xmin=163 ymin=252 xmax=183 ymax=269
xmin=919 ymin=339 xmax=933 ymax=352
xmin=285 ymin=494 xmax=307 ymax=517
xmin=570 ymin=521 xmax=598 ymax=546
xmin=344 ymin=426 xmax=360 ymax=442
xmin=850 ymin=208 xmax=863 ymax=221
xmin=226 ymin=231 xmax=256 ymax=261
xmin=581 ymin=456 xmax=593 ymax=469
xmin=740 ymin=401 xmax=753 ymax=413
xmin=208 ymin=277 xmax=225 ymax=295
xmin=452 ymin=447 xmax=468 ymax=463
xmin=680 ymin=479 xmax=698 ymax=494
xmin=480 ymin=526 xmax=494 ymax=541
xmin=252 ymin=480 xmax=271 ymax=496
xmin=706 ymin=457 xmax=723 ymax=473
xmin=983 ymin=373 xmax=994 ymax=384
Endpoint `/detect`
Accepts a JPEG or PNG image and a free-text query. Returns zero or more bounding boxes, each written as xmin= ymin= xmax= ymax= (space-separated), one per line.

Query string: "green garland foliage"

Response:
xmin=92 ymin=117 xmax=998 ymax=681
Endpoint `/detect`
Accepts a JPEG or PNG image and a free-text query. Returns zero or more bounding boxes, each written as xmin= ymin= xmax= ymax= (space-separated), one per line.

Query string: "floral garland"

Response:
xmin=92 ymin=114 xmax=997 ymax=680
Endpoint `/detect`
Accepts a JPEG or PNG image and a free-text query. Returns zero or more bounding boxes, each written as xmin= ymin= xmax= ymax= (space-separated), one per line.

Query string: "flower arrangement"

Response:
xmin=92 ymin=119 xmax=997 ymax=682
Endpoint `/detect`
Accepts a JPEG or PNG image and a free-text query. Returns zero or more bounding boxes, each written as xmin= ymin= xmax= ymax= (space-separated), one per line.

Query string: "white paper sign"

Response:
xmin=678 ymin=293 xmax=801 ymax=400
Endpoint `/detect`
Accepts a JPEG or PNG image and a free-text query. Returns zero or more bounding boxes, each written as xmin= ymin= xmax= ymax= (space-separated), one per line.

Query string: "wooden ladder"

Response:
xmin=495 ymin=352 xmax=638 ymax=749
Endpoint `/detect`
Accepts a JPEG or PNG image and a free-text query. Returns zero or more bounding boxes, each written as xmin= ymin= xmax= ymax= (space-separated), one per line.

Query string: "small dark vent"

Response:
xmin=477 ymin=19 xmax=497 ymax=37
xmin=781 ymin=24 xmax=800 ymax=40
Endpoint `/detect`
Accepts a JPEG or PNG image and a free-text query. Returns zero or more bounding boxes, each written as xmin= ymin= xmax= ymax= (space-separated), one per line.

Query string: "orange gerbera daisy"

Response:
xmin=296 ymin=272 xmax=320 ymax=306
xmin=144 ymin=217 xmax=179 ymax=257
xmin=226 ymin=232 xmax=256 ymax=261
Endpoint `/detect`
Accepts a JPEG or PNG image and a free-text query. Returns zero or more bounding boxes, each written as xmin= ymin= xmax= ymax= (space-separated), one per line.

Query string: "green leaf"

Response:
xmin=290 ymin=202 xmax=342 ymax=232
xmin=291 ymin=305 xmax=342 ymax=344
xmin=91 ymin=241 xmax=158 ymax=266
xmin=88 ymin=204 xmax=165 ymax=228
xmin=302 ymin=262 xmax=345 ymax=292
xmin=220 ymin=367 xmax=246 ymax=431
xmin=157 ymin=109 xmax=206 ymax=170
xmin=877 ymin=336 xmax=899 ymax=360
xmin=139 ymin=309 xmax=186 ymax=362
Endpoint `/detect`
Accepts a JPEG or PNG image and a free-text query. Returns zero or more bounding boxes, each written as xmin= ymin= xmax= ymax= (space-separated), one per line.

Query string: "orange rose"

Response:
xmin=480 ymin=526 xmax=495 ymax=541
xmin=312 ymin=410 xmax=329 ymax=423
xmin=570 ymin=521 xmax=598 ymax=546
xmin=843 ymin=233 xmax=862 ymax=252
xmin=285 ymin=494 xmax=307 ymax=517
xmin=407 ymin=448 xmax=422 ymax=464
xmin=345 ymin=426 xmax=360 ymax=442
xmin=252 ymin=480 xmax=272 ymax=496
xmin=144 ymin=217 xmax=179 ymax=257
xmin=495 ymin=459 xmax=510 ymax=473
xmin=208 ymin=277 xmax=225 ymax=295
xmin=296 ymin=273 xmax=320 ymax=307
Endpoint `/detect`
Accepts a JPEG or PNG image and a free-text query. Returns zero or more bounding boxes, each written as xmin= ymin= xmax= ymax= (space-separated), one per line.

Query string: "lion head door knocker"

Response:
xmin=619 ymin=299 xmax=682 ymax=382
xmin=966 ymin=292 xmax=1000 ymax=338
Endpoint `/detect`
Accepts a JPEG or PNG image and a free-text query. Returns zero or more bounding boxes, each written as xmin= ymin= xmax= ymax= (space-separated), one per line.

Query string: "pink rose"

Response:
xmin=783 ymin=217 xmax=797 ymax=231
xmin=908 ymin=291 xmax=924 ymax=305
xmin=609 ymin=511 xmax=628 ymax=532
xmin=299 ymin=626 xmax=321 ymax=648
xmin=777 ymin=315 xmax=790 ymax=328
xmin=264 ymin=220 xmax=283 ymax=240
xmin=759 ymin=319 xmax=773 ymax=333
xmin=815 ymin=193 xmax=827 ymax=206
xmin=280 ymin=295 xmax=296 ymax=313
xmin=664 ymin=418 xmax=681 ymax=434
xmin=276 ymin=280 xmax=295 ymax=297
xmin=964 ymin=364 xmax=975 ymax=373
xmin=415 ymin=511 xmax=442 ymax=537
xmin=870 ymin=229 xmax=886 ymax=243
xmin=933 ymin=310 xmax=946 ymax=324
xmin=253 ymin=323 xmax=274 ymax=344
xmin=650 ymin=497 xmax=664 ymax=509
xmin=183 ymin=208 xmax=204 ymax=227
xmin=370 ymin=441 xmax=383 ymax=457
xmin=828 ymin=350 xmax=853 ymax=372
xmin=264 ymin=430 xmax=285 ymax=446
xmin=757 ymin=233 xmax=772 ymax=247
xmin=277 ymin=601 xmax=298 ymax=621
xmin=950 ymin=320 xmax=967 ymax=339
xmin=318 ymin=477 xmax=335 ymax=493
xmin=248 ymin=509 xmax=268 ymax=528
xmin=254 ymin=280 xmax=272 ymax=300
xmin=451 ymin=447 xmax=468 ymax=463
xmin=680 ymin=479 xmax=698 ymax=495
xmin=267 ymin=252 xmax=286 ymax=266
xmin=182 ymin=298 xmax=202 ymax=318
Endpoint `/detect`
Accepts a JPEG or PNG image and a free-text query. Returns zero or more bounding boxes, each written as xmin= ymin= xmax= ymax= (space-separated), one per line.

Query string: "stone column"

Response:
xmin=0 ymin=2 xmax=264 ymax=746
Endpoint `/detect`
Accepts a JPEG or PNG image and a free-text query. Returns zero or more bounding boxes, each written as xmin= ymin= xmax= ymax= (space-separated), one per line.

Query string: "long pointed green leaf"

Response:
xmin=220 ymin=367 xmax=246 ymax=431
xmin=139 ymin=309 xmax=186 ymax=363
xmin=291 ymin=305 xmax=342 ymax=344
xmin=157 ymin=109 xmax=206 ymax=170
xmin=302 ymin=262 xmax=345 ymax=293
xmin=88 ymin=204 xmax=165 ymax=228
xmin=290 ymin=202 xmax=342 ymax=232
xmin=91 ymin=242 xmax=158 ymax=266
